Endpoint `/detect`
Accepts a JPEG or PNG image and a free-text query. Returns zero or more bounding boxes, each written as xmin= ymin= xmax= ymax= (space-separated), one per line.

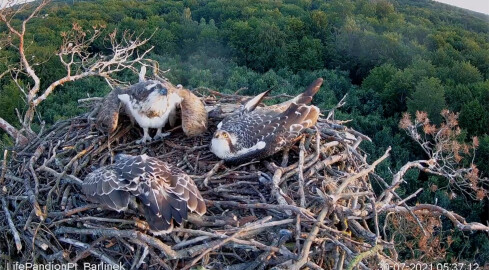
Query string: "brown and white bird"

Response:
xmin=210 ymin=78 xmax=323 ymax=164
xmin=118 ymin=80 xmax=183 ymax=144
xmin=82 ymin=154 xmax=206 ymax=234
xmin=117 ymin=80 xmax=208 ymax=143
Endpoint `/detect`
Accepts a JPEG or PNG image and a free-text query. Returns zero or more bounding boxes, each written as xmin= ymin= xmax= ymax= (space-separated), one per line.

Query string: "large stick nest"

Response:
xmin=1 ymin=90 xmax=387 ymax=270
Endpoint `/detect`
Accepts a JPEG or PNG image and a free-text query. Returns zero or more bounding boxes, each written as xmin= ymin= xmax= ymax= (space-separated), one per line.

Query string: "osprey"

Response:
xmin=82 ymin=154 xmax=206 ymax=234
xmin=117 ymin=80 xmax=208 ymax=143
xmin=210 ymin=78 xmax=323 ymax=164
xmin=117 ymin=80 xmax=183 ymax=144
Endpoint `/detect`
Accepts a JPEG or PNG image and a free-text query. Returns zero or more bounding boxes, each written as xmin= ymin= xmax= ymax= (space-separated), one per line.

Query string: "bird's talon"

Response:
xmin=136 ymin=137 xmax=152 ymax=144
xmin=154 ymin=132 xmax=170 ymax=140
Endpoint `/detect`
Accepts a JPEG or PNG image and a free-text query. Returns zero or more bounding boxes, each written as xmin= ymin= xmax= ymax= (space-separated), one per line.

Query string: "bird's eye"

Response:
xmin=222 ymin=133 xmax=228 ymax=138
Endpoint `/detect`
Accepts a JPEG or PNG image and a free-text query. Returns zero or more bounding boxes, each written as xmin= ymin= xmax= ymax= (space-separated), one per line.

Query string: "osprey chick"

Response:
xmin=118 ymin=80 xmax=182 ymax=144
xmin=82 ymin=154 xmax=206 ymax=234
xmin=210 ymin=78 xmax=323 ymax=164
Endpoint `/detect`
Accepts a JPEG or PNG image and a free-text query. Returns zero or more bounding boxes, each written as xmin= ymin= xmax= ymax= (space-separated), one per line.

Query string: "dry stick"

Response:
xmin=48 ymin=204 xmax=98 ymax=218
xmin=372 ymin=176 xmax=425 ymax=232
xmin=2 ymin=197 xmax=22 ymax=251
xmin=270 ymin=168 xmax=292 ymax=215
xmin=304 ymin=151 xmax=349 ymax=179
xmin=29 ymin=144 xmax=45 ymax=195
xmin=334 ymin=147 xmax=391 ymax=197
xmin=282 ymin=130 xmax=324 ymax=181
xmin=56 ymin=227 xmax=178 ymax=259
xmin=369 ymin=196 xmax=380 ymax=240
xmin=298 ymin=137 xmax=306 ymax=208
xmin=148 ymin=248 xmax=172 ymax=270
xmin=71 ymin=236 xmax=107 ymax=263
xmin=396 ymin=188 xmax=423 ymax=206
xmin=59 ymin=237 xmax=119 ymax=266
xmin=290 ymin=204 xmax=331 ymax=270
xmin=345 ymin=244 xmax=383 ymax=270
xmin=205 ymin=200 xmax=314 ymax=219
xmin=203 ymin=160 xmax=223 ymax=186
xmin=386 ymin=204 xmax=489 ymax=232
xmin=60 ymin=185 xmax=71 ymax=210
xmin=295 ymin=214 xmax=301 ymax=253
xmin=281 ymin=148 xmax=290 ymax=167
xmin=0 ymin=149 xmax=7 ymax=187
xmin=182 ymin=216 xmax=273 ymax=270
xmin=37 ymin=166 xmax=83 ymax=185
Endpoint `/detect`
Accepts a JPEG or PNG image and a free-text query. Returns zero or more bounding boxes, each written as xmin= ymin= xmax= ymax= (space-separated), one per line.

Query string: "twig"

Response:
xmin=203 ymin=160 xmax=223 ymax=186
xmin=56 ymin=227 xmax=178 ymax=258
xmin=183 ymin=216 xmax=273 ymax=269
xmin=290 ymin=203 xmax=331 ymax=269
xmin=59 ymin=237 xmax=119 ymax=266
xmin=2 ymin=197 xmax=22 ymax=251
xmin=334 ymin=147 xmax=391 ymax=196
xmin=345 ymin=244 xmax=383 ymax=270
xmin=298 ymin=137 xmax=306 ymax=208
xmin=0 ymin=149 xmax=7 ymax=187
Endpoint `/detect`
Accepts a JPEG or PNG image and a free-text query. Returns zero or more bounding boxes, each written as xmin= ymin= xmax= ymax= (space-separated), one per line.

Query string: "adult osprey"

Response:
xmin=210 ymin=78 xmax=323 ymax=164
xmin=117 ymin=80 xmax=208 ymax=143
xmin=117 ymin=80 xmax=182 ymax=144
xmin=82 ymin=154 xmax=206 ymax=234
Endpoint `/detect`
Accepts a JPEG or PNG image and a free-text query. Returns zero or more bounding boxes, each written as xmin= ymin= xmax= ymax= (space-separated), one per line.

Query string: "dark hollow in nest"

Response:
xmin=1 ymin=92 xmax=379 ymax=270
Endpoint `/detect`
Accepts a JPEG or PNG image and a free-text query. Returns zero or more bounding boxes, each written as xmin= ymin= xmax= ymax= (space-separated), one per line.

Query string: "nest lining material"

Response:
xmin=0 ymin=91 xmax=378 ymax=269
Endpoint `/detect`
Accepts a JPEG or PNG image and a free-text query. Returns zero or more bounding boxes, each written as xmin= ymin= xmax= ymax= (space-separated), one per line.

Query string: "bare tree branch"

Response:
xmin=0 ymin=1 xmax=154 ymax=143
xmin=0 ymin=116 xmax=28 ymax=145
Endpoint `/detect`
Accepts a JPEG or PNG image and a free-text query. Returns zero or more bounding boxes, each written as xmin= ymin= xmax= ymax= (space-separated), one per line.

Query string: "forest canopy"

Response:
xmin=0 ymin=0 xmax=488 ymax=264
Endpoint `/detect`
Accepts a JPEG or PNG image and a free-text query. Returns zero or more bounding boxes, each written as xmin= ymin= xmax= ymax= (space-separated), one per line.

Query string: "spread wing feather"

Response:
xmin=82 ymin=168 xmax=131 ymax=212
xmin=82 ymin=154 xmax=205 ymax=234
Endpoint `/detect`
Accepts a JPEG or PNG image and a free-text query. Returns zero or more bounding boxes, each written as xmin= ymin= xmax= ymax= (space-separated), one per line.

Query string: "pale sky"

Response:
xmin=434 ymin=0 xmax=489 ymax=15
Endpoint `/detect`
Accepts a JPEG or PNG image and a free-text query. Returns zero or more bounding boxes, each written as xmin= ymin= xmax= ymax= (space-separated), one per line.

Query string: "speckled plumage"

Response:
xmin=210 ymin=78 xmax=323 ymax=164
xmin=82 ymin=154 xmax=206 ymax=234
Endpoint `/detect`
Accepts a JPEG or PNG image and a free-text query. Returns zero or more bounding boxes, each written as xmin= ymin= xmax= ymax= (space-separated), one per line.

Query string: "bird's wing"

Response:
xmin=221 ymin=103 xmax=319 ymax=149
xmin=267 ymin=78 xmax=323 ymax=112
xmin=134 ymin=157 xmax=205 ymax=233
xmin=82 ymin=165 xmax=132 ymax=212
xmin=178 ymin=88 xmax=208 ymax=137
xmin=96 ymin=87 xmax=122 ymax=133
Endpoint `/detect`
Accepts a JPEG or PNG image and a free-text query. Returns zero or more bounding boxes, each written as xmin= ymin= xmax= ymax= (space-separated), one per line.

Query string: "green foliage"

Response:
xmin=459 ymin=100 xmax=489 ymax=136
xmin=0 ymin=81 xmax=24 ymax=127
xmin=476 ymin=135 xmax=489 ymax=177
xmin=407 ymin=77 xmax=446 ymax=124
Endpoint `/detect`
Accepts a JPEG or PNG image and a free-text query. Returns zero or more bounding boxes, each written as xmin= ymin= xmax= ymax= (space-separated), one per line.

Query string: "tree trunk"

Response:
xmin=0 ymin=117 xmax=28 ymax=146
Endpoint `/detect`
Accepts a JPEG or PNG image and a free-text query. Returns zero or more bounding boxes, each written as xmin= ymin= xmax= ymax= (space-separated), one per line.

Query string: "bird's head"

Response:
xmin=210 ymin=130 xmax=236 ymax=159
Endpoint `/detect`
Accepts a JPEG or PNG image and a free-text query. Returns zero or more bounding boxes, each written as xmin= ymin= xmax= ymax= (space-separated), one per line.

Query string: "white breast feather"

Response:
xmin=210 ymin=138 xmax=232 ymax=159
xmin=118 ymin=92 xmax=182 ymax=129
xmin=211 ymin=137 xmax=266 ymax=159
xmin=235 ymin=141 xmax=266 ymax=156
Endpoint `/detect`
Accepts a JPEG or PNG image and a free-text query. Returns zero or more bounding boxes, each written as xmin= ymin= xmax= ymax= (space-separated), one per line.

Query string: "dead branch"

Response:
xmin=0 ymin=0 xmax=154 ymax=143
